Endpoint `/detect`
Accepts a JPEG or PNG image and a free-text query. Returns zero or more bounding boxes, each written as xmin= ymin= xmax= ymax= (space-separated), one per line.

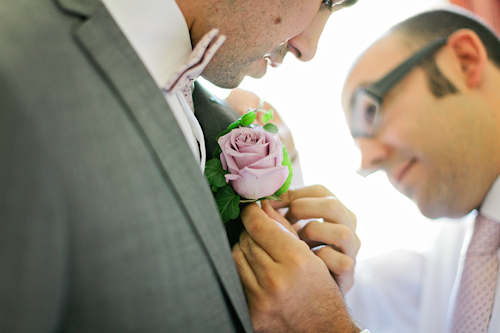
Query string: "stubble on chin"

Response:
xmin=201 ymin=57 xmax=246 ymax=89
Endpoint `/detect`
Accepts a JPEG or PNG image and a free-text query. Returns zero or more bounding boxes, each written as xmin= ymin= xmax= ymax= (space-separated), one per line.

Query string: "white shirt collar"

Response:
xmin=100 ymin=0 xmax=206 ymax=171
xmin=480 ymin=175 xmax=500 ymax=222
xmin=100 ymin=0 xmax=192 ymax=87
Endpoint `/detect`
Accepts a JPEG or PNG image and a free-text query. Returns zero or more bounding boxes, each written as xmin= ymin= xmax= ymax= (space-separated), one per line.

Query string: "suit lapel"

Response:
xmin=193 ymin=83 xmax=241 ymax=159
xmin=56 ymin=1 xmax=252 ymax=330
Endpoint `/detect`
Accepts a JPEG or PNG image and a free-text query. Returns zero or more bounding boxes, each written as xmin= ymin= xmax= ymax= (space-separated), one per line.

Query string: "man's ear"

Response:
xmin=447 ymin=29 xmax=488 ymax=87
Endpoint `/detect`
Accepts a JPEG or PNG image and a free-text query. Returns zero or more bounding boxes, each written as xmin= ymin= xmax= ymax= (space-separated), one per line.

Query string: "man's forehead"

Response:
xmin=341 ymin=34 xmax=410 ymax=109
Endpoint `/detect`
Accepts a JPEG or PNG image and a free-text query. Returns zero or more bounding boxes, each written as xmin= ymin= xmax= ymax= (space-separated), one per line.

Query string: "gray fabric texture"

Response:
xmin=0 ymin=0 xmax=252 ymax=331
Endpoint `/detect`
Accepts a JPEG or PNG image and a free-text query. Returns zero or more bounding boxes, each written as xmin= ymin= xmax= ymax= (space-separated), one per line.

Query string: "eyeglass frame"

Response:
xmin=350 ymin=36 xmax=449 ymax=138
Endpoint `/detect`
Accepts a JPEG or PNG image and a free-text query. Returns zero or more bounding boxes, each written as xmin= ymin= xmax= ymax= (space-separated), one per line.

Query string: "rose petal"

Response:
xmin=233 ymin=152 xmax=266 ymax=169
xmin=246 ymin=150 xmax=282 ymax=169
xmin=219 ymin=134 xmax=240 ymax=174
xmin=238 ymin=143 xmax=268 ymax=155
xmin=225 ymin=143 xmax=269 ymax=169
xmin=231 ymin=165 xmax=289 ymax=199
xmin=225 ymin=173 xmax=240 ymax=181
xmin=220 ymin=152 xmax=228 ymax=171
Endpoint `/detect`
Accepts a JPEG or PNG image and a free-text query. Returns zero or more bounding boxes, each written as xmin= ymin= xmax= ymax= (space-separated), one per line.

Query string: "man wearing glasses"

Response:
xmin=341 ymin=7 xmax=500 ymax=333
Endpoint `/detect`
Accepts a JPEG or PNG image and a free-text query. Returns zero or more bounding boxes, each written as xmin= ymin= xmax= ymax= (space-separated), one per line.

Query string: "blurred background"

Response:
xmin=199 ymin=0 xmax=481 ymax=260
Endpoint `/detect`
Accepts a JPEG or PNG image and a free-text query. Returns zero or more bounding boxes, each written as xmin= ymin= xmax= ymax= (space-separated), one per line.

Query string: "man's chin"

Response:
xmin=415 ymin=196 xmax=462 ymax=220
xmin=200 ymin=73 xmax=244 ymax=89
xmin=249 ymin=62 xmax=268 ymax=79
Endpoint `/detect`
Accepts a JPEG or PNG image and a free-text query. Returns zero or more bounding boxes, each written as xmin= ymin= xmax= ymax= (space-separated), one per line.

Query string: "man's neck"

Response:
xmin=175 ymin=0 xmax=195 ymax=32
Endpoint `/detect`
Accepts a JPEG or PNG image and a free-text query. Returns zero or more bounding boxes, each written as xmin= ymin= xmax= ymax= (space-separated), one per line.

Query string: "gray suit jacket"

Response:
xmin=0 ymin=0 xmax=252 ymax=331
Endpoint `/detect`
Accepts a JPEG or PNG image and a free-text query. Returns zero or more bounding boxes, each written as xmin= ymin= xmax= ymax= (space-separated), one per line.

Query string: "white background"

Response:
xmin=200 ymin=0 xmax=472 ymax=260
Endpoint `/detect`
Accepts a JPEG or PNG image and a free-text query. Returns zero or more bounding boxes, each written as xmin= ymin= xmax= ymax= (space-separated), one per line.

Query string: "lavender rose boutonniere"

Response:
xmin=205 ymin=109 xmax=293 ymax=223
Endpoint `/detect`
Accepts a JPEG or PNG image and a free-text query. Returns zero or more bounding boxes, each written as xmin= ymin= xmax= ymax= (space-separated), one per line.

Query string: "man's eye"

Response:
xmin=364 ymin=104 xmax=377 ymax=123
xmin=322 ymin=0 xmax=346 ymax=11
xmin=321 ymin=0 xmax=333 ymax=10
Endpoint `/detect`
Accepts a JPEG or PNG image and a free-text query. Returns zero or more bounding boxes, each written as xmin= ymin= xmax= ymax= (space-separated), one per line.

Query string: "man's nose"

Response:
xmin=287 ymin=11 xmax=330 ymax=62
xmin=356 ymin=137 xmax=389 ymax=177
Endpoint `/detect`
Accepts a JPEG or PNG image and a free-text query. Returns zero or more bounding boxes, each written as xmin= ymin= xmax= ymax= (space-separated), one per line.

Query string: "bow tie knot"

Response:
xmin=164 ymin=28 xmax=226 ymax=104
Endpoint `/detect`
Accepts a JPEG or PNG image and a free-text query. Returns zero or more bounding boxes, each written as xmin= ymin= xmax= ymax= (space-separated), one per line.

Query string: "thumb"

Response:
xmin=261 ymin=200 xmax=299 ymax=238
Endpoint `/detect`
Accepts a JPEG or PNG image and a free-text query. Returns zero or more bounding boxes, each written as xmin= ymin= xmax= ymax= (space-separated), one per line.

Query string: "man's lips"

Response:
xmin=264 ymin=56 xmax=282 ymax=68
xmin=393 ymin=158 xmax=417 ymax=185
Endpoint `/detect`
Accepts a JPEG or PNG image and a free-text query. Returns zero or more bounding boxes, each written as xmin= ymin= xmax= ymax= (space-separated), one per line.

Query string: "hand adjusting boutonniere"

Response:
xmin=205 ymin=105 xmax=293 ymax=223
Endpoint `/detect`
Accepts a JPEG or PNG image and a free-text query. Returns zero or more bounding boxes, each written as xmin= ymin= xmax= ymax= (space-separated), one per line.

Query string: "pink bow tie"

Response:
xmin=164 ymin=28 xmax=226 ymax=110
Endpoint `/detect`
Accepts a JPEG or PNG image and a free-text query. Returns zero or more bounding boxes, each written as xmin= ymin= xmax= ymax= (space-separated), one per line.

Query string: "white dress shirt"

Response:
xmin=101 ymin=0 xmax=205 ymax=170
xmin=346 ymin=176 xmax=500 ymax=333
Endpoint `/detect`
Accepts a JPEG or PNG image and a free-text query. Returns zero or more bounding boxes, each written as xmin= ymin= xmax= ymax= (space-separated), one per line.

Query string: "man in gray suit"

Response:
xmin=0 ymin=0 xmax=363 ymax=332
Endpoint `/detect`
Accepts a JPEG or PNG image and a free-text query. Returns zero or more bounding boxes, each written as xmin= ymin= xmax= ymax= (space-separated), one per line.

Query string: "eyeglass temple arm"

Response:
xmin=368 ymin=37 xmax=448 ymax=97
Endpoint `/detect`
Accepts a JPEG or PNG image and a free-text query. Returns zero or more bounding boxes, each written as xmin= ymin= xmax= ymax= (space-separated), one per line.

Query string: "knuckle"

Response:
xmin=340 ymin=256 xmax=355 ymax=272
xmin=288 ymin=250 xmax=315 ymax=274
xmin=245 ymin=217 xmax=265 ymax=235
xmin=311 ymin=184 xmax=330 ymax=195
xmin=314 ymin=244 xmax=330 ymax=258
xmin=337 ymin=274 xmax=355 ymax=293
xmin=350 ymin=213 xmax=358 ymax=228
xmin=299 ymin=220 xmax=319 ymax=239
xmin=336 ymin=225 xmax=353 ymax=243
xmin=238 ymin=233 xmax=253 ymax=251
xmin=344 ymin=256 xmax=356 ymax=273
xmin=231 ymin=244 xmax=241 ymax=258
xmin=295 ymin=253 xmax=314 ymax=271
xmin=323 ymin=197 xmax=341 ymax=212
xmin=300 ymin=239 xmax=311 ymax=251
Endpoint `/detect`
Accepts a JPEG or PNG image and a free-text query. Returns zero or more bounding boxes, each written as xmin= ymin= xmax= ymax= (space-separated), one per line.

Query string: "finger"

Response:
xmin=312 ymin=245 xmax=355 ymax=293
xmin=261 ymin=200 xmax=299 ymax=238
xmin=225 ymin=88 xmax=260 ymax=115
xmin=270 ymin=184 xmax=333 ymax=210
xmin=232 ymin=242 xmax=260 ymax=292
xmin=241 ymin=203 xmax=307 ymax=261
xmin=285 ymin=197 xmax=357 ymax=231
xmin=299 ymin=221 xmax=358 ymax=258
xmin=238 ymin=229 xmax=277 ymax=278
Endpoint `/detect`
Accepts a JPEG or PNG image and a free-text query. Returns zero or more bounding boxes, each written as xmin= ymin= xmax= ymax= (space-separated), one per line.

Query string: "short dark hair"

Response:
xmin=390 ymin=7 xmax=500 ymax=97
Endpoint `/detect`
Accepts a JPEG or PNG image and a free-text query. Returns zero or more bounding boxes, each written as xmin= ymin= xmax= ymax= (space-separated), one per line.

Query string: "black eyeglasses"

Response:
xmin=350 ymin=37 xmax=449 ymax=138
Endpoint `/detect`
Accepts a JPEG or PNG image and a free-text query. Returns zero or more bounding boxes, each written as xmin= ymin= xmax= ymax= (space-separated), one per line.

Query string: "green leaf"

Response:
xmin=227 ymin=121 xmax=240 ymax=131
xmin=240 ymin=111 xmax=257 ymax=127
xmin=216 ymin=129 xmax=230 ymax=141
xmin=263 ymin=123 xmax=278 ymax=134
xmin=205 ymin=158 xmax=229 ymax=188
xmin=213 ymin=145 xmax=222 ymax=159
xmin=215 ymin=186 xmax=241 ymax=223
xmin=212 ymin=185 xmax=218 ymax=192
xmin=261 ymin=109 xmax=274 ymax=124
xmin=274 ymin=144 xmax=293 ymax=197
